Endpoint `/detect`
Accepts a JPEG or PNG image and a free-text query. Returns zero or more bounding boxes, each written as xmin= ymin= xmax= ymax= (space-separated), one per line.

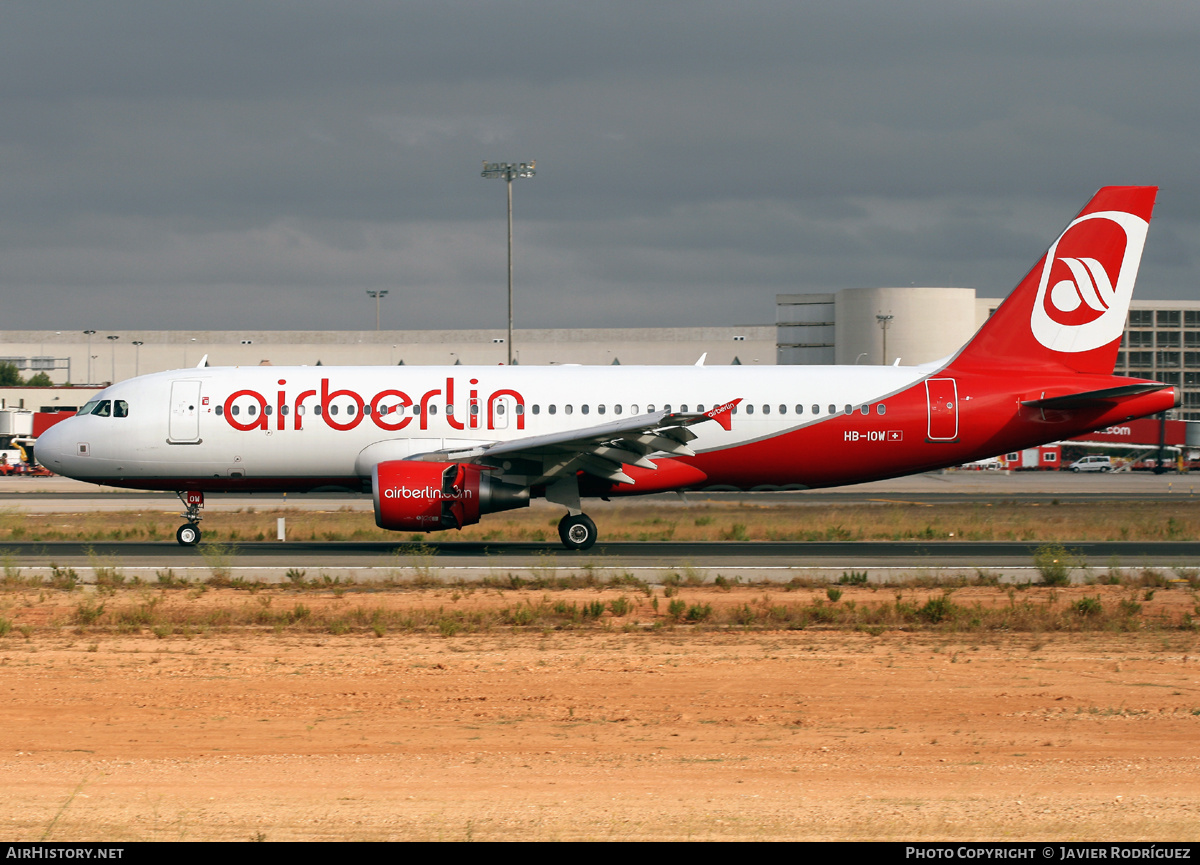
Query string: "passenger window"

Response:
xmin=281 ymin=405 xmax=290 ymax=416
xmin=549 ymin=405 xmax=557 ymax=415
xmin=664 ymin=405 xmax=672 ymax=413
xmin=265 ymin=405 xmax=273 ymax=416
xmin=248 ymin=405 xmax=257 ymax=417
xmin=844 ymin=404 xmax=852 ymax=414
xmin=532 ymin=405 xmax=540 ymax=415
xmin=829 ymin=404 xmax=836 ymax=415
xmin=646 ymin=404 xmax=655 ymax=412
xmin=327 ymin=405 xmax=336 ymax=416
xmin=779 ymin=405 xmax=786 ymax=415
xmin=877 ymin=404 xmax=886 ymax=415
xmin=429 ymin=404 xmax=438 ymax=416
xmin=614 ymin=405 xmax=623 ymax=415
xmin=746 ymin=404 xmax=754 ymax=415
xmin=565 ymin=405 xmax=573 ymax=415
xmin=313 ymin=405 xmax=323 ymax=416
xmin=796 ymin=405 xmax=803 ymax=414
xmin=860 ymin=405 xmax=869 ymax=415
xmin=582 ymin=405 xmax=590 ymax=415
xmin=362 ymin=404 xmax=371 ymax=415
xmin=231 ymin=405 xmax=240 ymax=417
xmin=516 ymin=404 xmax=524 ymax=415
xmin=762 ymin=405 xmax=770 ymax=415
xmin=630 ymin=405 xmax=639 ymax=414
xmin=216 ymin=405 xmax=224 ymax=416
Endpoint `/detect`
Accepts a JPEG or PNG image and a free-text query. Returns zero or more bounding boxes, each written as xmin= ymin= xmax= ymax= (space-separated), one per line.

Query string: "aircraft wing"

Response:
xmin=409 ymin=399 xmax=741 ymax=485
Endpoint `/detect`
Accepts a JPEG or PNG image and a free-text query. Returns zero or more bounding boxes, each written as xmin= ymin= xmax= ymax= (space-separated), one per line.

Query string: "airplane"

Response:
xmin=36 ymin=186 xmax=1176 ymax=550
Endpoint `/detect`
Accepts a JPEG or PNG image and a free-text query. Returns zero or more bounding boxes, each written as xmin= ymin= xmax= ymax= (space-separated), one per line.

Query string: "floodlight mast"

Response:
xmin=481 ymin=161 xmax=536 ymax=364
xmin=366 ymin=290 xmax=389 ymax=331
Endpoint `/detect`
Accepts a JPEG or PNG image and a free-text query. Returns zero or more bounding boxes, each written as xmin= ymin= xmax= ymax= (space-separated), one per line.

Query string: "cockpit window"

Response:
xmin=114 ymin=400 xmax=129 ymax=418
xmin=90 ymin=400 xmax=112 ymax=417
xmin=80 ymin=400 xmax=101 ymax=415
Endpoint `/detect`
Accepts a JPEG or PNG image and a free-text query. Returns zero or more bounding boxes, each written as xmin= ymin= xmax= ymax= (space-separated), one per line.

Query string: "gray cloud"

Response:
xmin=1 ymin=1 xmax=1197 ymax=331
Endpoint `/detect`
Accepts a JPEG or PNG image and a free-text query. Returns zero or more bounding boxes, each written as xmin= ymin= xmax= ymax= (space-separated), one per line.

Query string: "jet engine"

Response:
xmin=371 ymin=460 xmax=528 ymax=532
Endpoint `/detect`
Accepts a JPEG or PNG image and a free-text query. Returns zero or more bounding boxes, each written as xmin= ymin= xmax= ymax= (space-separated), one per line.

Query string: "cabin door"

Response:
xmin=168 ymin=380 xmax=202 ymax=443
xmin=925 ymin=378 xmax=959 ymax=442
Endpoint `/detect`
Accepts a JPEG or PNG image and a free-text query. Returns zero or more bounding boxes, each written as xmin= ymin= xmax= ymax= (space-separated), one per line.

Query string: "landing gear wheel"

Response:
xmin=177 ymin=524 xmax=202 ymax=546
xmin=558 ymin=513 xmax=597 ymax=551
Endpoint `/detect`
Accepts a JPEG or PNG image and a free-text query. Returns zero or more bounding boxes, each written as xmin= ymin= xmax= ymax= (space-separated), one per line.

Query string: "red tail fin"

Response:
xmin=950 ymin=186 xmax=1157 ymax=375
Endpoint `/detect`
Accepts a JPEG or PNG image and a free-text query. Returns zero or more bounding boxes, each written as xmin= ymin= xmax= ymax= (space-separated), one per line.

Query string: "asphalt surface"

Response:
xmin=2 ymin=472 xmax=1197 ymax=574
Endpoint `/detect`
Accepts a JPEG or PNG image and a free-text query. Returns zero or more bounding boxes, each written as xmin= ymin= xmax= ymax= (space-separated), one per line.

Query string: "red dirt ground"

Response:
xmin=1 ymin=586 xmax=1198 ymax=841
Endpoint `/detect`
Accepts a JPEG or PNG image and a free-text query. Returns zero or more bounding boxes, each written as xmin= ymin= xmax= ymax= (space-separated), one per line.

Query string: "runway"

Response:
xmin=2 ymin=471 xmax=1198 ymax=582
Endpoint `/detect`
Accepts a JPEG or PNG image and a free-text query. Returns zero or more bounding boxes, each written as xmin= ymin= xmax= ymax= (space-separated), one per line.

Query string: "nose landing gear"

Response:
xmin=175 ymin=491 xmax=204 ymax=546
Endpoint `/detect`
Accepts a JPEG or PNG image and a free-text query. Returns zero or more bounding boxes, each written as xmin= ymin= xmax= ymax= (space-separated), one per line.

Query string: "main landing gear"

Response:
xmin=547 ymin=477 xmax=598 ymax=551
xmin=175 ymin=491 xmax=204 ymax=546
xmin=557 ymin=513 xmax=597 ymax=551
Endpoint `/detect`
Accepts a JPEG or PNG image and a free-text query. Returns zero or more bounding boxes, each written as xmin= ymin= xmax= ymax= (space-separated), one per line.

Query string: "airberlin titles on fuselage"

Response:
xmin=221 ymin=377 xmax=526 ymax=433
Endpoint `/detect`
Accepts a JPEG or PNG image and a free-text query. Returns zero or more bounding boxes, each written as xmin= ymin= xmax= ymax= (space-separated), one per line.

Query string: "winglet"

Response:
xmin=704 ymin=398 xmax=741 ymax=431
xmin=195 ymin=354 xmax=209 ymax=368
xmin=695 ymin=353 xmax=707 ymax=367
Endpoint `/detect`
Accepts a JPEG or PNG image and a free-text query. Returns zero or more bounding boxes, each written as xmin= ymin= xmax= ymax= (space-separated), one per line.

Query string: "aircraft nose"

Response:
xmin=35 ymin=418 xmax=72 ymax=472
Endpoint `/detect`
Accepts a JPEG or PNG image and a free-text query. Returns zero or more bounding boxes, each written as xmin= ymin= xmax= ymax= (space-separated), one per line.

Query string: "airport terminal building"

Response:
xmin=4 ymin=290 xmax=1200 ymax=421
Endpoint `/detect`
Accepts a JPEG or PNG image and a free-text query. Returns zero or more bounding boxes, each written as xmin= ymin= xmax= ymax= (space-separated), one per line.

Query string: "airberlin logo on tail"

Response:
xmin=1031 ymin=210 xmax=1149 ymax=353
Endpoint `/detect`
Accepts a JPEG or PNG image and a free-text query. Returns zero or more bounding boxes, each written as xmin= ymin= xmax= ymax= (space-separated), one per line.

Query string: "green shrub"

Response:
xmin=1034 ymin=543 xmax=1077 ymax=586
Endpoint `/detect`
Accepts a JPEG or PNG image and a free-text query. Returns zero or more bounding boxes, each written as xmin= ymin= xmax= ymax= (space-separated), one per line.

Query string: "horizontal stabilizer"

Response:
xmin=1021 ymin=383 xmax=1170 ymax=410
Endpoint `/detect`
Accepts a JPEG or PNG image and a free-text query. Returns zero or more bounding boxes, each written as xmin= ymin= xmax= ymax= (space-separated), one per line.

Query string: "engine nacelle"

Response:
xmin=371 ymin=460 xmax=528 ymax=532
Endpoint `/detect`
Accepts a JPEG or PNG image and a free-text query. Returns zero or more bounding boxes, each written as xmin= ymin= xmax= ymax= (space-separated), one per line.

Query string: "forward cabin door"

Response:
xmin=925 ymin=378 xmax=959 ymax=442
xmin=168 ymin=380 xmax=203 ymax=444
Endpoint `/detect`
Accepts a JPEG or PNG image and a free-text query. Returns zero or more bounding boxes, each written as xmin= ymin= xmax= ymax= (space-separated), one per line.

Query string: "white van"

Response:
xmin=1068 ymin=455 xmax=1113 ymax=473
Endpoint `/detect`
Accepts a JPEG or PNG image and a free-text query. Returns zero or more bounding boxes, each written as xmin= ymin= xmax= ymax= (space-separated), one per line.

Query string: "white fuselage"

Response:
xmin=38 ymin=362 xmax=930 ymax=489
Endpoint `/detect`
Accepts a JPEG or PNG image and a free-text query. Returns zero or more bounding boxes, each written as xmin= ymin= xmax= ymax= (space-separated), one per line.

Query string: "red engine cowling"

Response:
xmin=371 ymin=460 xmax=528 ymax=532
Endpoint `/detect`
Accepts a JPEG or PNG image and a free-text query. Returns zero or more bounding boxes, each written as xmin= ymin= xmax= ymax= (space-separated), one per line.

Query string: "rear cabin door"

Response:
xmin=925 ymin=378 xmax=959 ymax=442
xmin=168 ymin=380 xmax=202 ymax=443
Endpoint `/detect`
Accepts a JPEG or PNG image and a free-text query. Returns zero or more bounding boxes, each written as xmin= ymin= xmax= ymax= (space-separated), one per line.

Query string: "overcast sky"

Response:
xmin=2 ymin=1 xmax=1197 ymax=332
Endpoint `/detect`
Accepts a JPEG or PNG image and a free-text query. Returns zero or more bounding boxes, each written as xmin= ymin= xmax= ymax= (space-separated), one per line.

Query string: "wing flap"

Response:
xmin=410 ymin=402 xmax=740 ymax=486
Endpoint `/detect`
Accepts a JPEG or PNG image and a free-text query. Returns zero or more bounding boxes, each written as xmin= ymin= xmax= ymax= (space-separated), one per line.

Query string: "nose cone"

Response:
xmin=34 ymin=418 xmax=73 ymax=475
